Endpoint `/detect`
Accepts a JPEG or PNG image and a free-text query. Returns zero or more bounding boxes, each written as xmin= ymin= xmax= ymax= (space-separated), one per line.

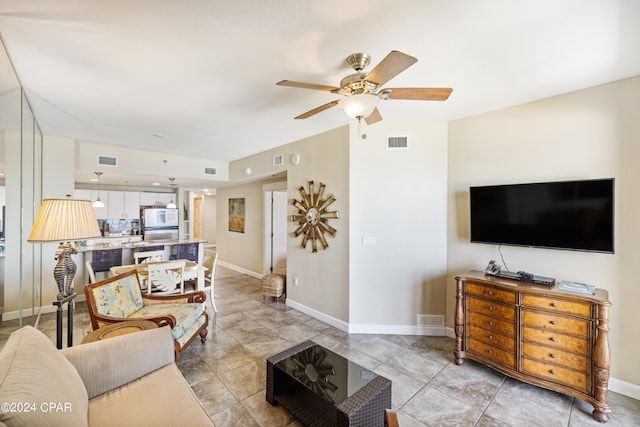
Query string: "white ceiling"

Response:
xmin=1 ymin=0 xmax=639 ymax=189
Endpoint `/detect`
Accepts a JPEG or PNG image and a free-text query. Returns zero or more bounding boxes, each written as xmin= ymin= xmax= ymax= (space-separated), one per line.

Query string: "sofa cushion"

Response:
xmin=128 ymin=303 xmax=205 ymax=340
xmin=91 ymin=273 xmax=144 ymax=318
xmin=87 ymin=364 xmax=214 ymax=427
xmin=0 ymin=326 xmax=88 ymax=427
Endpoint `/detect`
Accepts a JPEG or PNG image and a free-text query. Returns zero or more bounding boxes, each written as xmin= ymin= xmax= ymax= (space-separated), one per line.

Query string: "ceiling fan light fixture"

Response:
xmin=339 ymin=93 xmax=380 ymax=121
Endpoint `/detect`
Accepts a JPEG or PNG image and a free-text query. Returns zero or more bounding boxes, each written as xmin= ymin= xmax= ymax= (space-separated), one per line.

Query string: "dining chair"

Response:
xmin=385 ymin=409 xmax=400 ymax=427
xmin=202 ymin=249 xmax=217 ymax=312
xmin=134 ymin=249 xmax=165 ymax=264
xmin=146 ymin=260 xmax=186 ymax=294
xmin=85 ymin=260 xmax=97 ymax=284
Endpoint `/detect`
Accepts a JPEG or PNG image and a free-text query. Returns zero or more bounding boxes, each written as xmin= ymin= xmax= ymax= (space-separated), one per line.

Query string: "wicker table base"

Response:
xmin=266 ymin=340 xmax=391 ymax=426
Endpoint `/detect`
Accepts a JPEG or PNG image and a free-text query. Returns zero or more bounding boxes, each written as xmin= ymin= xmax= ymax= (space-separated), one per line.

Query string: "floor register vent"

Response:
xmin=417 ymin=314 xmax=445 ymax=328
xmin=97 ymin=155 xmax=118 ymax=167
xmin=204 ymin=167 xmax=217 ymax=176
xmin=387 ymin=136 xmax=408 ymax=149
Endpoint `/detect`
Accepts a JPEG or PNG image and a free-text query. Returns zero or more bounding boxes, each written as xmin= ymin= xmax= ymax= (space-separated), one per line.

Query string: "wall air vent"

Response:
xmin=204 ymin=167 xmax=217 ymax=176
xmin=97 ymin=155 xmax=118 ymax=167
xmin=273 ymin=154 xmax=284 ymax=167
xmin=417 ymin=314 xmax=445 ymax=328
xmin=387 ymin=136 xmax=409 ymax=149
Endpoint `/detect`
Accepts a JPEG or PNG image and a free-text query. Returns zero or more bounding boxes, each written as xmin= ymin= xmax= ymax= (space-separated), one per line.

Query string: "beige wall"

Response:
xmin=216 ymin=181 xmax=266 ymax=274
xmin=447 ymin=75 xmax=640 ymax=390
xmin=348 ymin=121 xmax=449 ymax=330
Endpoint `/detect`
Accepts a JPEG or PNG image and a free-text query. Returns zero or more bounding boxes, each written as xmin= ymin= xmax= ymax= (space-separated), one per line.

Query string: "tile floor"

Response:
xmin=2 ymin=265 xmax=639 ymax=426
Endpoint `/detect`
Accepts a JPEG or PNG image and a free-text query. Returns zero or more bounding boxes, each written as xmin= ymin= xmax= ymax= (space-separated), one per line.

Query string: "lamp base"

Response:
xmin=54 ymin=242 xmax=78 ymax=300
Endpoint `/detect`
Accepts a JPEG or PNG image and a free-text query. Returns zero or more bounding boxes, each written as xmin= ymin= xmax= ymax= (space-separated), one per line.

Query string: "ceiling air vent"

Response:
xmin=387 ymin=136 xmax=409 ymax=149
xmin=273 ymin=154 xmax=284 ymax=167
xmin=204 ymin=167 xmax=217 ymax=176
xmin=97 ymin=155 xmax=118 ymax=167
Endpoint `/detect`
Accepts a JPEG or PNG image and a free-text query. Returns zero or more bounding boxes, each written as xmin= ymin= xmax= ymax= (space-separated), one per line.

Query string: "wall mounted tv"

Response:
xmin=469 ymin=178 xmax=614 ymax=253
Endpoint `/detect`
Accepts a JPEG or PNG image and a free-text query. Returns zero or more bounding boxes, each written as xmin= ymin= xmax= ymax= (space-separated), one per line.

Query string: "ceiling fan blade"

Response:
xmin=364 ymin=107 xmax=382 ymax=125
xmin=365 ymin=51 xmax=417 ymax=86
xmin=385 ymin=87 xmax=453 ymax=101
xmin=294 ymin=100 xmax=340 ymax=119
xmin=277 ymin=80 xmax=340 ymax=92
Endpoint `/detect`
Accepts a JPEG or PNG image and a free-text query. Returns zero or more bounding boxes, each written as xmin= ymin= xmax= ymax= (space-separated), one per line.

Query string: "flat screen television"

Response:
xmin=469 ymin=178 xmax=614 ymax=253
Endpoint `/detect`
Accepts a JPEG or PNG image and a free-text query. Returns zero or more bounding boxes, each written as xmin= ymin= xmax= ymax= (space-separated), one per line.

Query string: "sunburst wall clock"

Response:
xmin=289 ymin=181 xmax=339 ymax=252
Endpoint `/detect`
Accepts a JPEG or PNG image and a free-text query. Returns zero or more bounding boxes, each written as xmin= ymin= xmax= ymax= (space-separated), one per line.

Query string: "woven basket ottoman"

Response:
xmin=261 ymin=273 xmax=285 ymax=302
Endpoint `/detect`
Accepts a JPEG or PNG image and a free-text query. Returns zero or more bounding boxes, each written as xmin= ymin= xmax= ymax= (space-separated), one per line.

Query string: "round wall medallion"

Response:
xmin=289 ymin=181 xmax=339 ymax=252
xmin=290 ymin=153 xmax=301 ymax=165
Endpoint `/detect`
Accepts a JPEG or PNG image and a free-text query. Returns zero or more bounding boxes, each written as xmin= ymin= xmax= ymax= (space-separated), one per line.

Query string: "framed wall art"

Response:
xmin=228 ymin=198 xmax=245 ymax=233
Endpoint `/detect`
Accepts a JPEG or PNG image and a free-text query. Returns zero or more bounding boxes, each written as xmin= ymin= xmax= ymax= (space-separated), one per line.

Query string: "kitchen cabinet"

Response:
xmin=139 ymin=192 xmax=174 ymax=207
xmin=107 ymin=191 xmax=140 ymax=219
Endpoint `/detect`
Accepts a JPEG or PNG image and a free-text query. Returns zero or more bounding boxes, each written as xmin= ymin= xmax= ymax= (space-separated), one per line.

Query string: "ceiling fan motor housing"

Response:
xmin=336 ymin=73 xmax=378 ymax=96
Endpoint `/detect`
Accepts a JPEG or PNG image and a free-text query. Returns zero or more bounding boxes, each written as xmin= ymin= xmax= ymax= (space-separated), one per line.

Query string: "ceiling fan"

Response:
xmin=277 ymin=50 xmax=452 ymax=124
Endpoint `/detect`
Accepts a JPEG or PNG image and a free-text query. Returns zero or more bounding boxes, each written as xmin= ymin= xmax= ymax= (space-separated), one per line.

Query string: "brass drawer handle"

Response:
xmin=550 ymin=320 xmax=557 ymax=325
xmin=488 ymin=306 xmax=494 ymax=311
xmin=550 ymin=353 xmax=556 ymax=359
xmin=488 ymin=349 xmax=493 ymax=355
xmin=550 ymin=369 xmax=556 ymax=375
xmin=488 ymin=335 xmax=494 ymax=340
xmin=488 ymin=321 xmax=494 ymax=326
xmin=551 ymin=302 xmax=558 ymax=307
xmin=487 ymin=290 xmax=493 ymax=296
xmin=550 ymin=337 xmax=557 ymax=342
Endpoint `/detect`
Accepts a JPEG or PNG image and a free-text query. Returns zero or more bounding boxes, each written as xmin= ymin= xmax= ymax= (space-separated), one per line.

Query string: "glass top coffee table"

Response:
xmin=266 ymin=340 xmax=391 ymax=426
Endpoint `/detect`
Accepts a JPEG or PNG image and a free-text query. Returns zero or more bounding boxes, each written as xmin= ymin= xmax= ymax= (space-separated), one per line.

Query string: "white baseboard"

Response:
xmin=285 ymin=298 xmax=349 ymax=332
xmin=609 ymin=377 xmax=640 ymax=400
xmin=217 ymin=260 xmax=263 ymax=279
xmin=1 ymin=294 xmax=86 ymax=322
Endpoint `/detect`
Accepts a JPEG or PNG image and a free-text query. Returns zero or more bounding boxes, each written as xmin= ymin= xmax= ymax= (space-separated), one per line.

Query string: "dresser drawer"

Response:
xmin=522 ymin=294 xmax=592 ymax=317
xmin=466 ymin=283 xmax=517 ymax=304
xmin=468 ymin=311 xmax=516 ymax=336
xmin=468 ymin=324 xmax=515 ymax=352
xmin=523 ymin=342 xmax=588 ymax=371
xmin=522 ymin=310 xmax=589 ymax=336
xmin=522 ymin=358 xmax=588 ymax=393
xmin=468 ymin=338 xmax=516 ymax=369
xmin=468 ymin=297 xmax=516 ymax=321
xmin=523 ymin=326 xmax=588 ymax=354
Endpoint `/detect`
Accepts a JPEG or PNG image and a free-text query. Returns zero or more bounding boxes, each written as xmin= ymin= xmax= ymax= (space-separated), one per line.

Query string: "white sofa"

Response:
xmin=0 ymin=325 xmax=215 ymax=426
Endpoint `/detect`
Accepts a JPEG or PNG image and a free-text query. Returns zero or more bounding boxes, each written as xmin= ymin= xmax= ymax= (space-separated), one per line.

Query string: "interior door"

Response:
xmin=271 ymin=191 xmax=288 ymax=274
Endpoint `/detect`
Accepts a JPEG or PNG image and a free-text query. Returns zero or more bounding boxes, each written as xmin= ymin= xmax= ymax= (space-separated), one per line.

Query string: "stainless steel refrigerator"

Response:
xmin=141 ymin=208 xmax=179 ymax=240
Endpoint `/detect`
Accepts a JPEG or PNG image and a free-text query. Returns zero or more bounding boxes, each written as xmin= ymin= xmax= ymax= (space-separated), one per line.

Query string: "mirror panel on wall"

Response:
xmin=1 ymin=36 xmax=43 ymax=326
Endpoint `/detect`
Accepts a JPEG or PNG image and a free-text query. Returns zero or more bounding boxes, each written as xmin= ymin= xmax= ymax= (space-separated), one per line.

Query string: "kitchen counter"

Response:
xmin=75 ymin=237 xmax=207 ymax=253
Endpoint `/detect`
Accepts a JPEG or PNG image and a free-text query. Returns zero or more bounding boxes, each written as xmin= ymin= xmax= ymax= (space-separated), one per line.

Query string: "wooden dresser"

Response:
xmin=454 ymin=271 xmax=611 ymax=422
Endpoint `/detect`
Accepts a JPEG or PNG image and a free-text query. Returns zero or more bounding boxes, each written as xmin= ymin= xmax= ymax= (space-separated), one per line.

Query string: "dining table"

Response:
xmin=110 ymin=259 xmax=208 ymax=293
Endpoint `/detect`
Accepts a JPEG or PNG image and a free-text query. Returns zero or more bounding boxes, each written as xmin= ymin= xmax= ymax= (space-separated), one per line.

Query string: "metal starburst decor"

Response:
xmin=290 ymin=346 xmax=338 ymax=402
xmin=289 ymin=181 xmax=339 ymax=252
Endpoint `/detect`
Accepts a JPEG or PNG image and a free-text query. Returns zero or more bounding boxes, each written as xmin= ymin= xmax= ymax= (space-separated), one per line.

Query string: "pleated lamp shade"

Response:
xmin=28 ymin=197 xmax=102 ymax=242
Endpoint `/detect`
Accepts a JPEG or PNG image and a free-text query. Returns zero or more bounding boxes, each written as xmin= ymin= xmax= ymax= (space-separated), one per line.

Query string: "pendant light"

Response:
xmin=92 ymin=172 xmax=105 ymax=208
xmin=167 ymin=177 xmax=177 ymax=209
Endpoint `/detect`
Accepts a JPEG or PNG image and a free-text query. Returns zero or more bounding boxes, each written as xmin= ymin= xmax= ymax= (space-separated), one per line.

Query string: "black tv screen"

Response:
xmin=469 ymin=178 xmax=614 ymax=253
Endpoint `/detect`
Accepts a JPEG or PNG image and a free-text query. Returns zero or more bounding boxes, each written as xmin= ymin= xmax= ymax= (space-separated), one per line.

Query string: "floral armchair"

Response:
xmin=83 ymin=269 xmax=208 ymax=361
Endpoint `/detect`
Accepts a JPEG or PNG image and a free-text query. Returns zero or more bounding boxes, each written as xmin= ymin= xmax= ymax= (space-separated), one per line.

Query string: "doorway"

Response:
xmin=264 ymin=190 xmax=287 ymax=275
xmin=193 ymin=196 xmax=204 ymax=240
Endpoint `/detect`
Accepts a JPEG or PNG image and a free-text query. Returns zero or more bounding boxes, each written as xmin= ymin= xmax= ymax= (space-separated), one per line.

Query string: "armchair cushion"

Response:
xmin=128 ymin=303 xmax=205 ymax=340
xmin=90 ymin=272 xmax=143 ymax=318
xmin=0 ymin=326 xmax=89 ymax=427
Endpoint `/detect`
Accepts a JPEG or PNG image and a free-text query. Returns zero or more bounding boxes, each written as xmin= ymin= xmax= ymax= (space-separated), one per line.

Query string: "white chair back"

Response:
xmin=134 ymin=250 xmax=165 ymax=264
xmin=146 ymin=260 xmax=186 ymax=294
xmin=85 ymin=260 xmax=97 ymax=284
